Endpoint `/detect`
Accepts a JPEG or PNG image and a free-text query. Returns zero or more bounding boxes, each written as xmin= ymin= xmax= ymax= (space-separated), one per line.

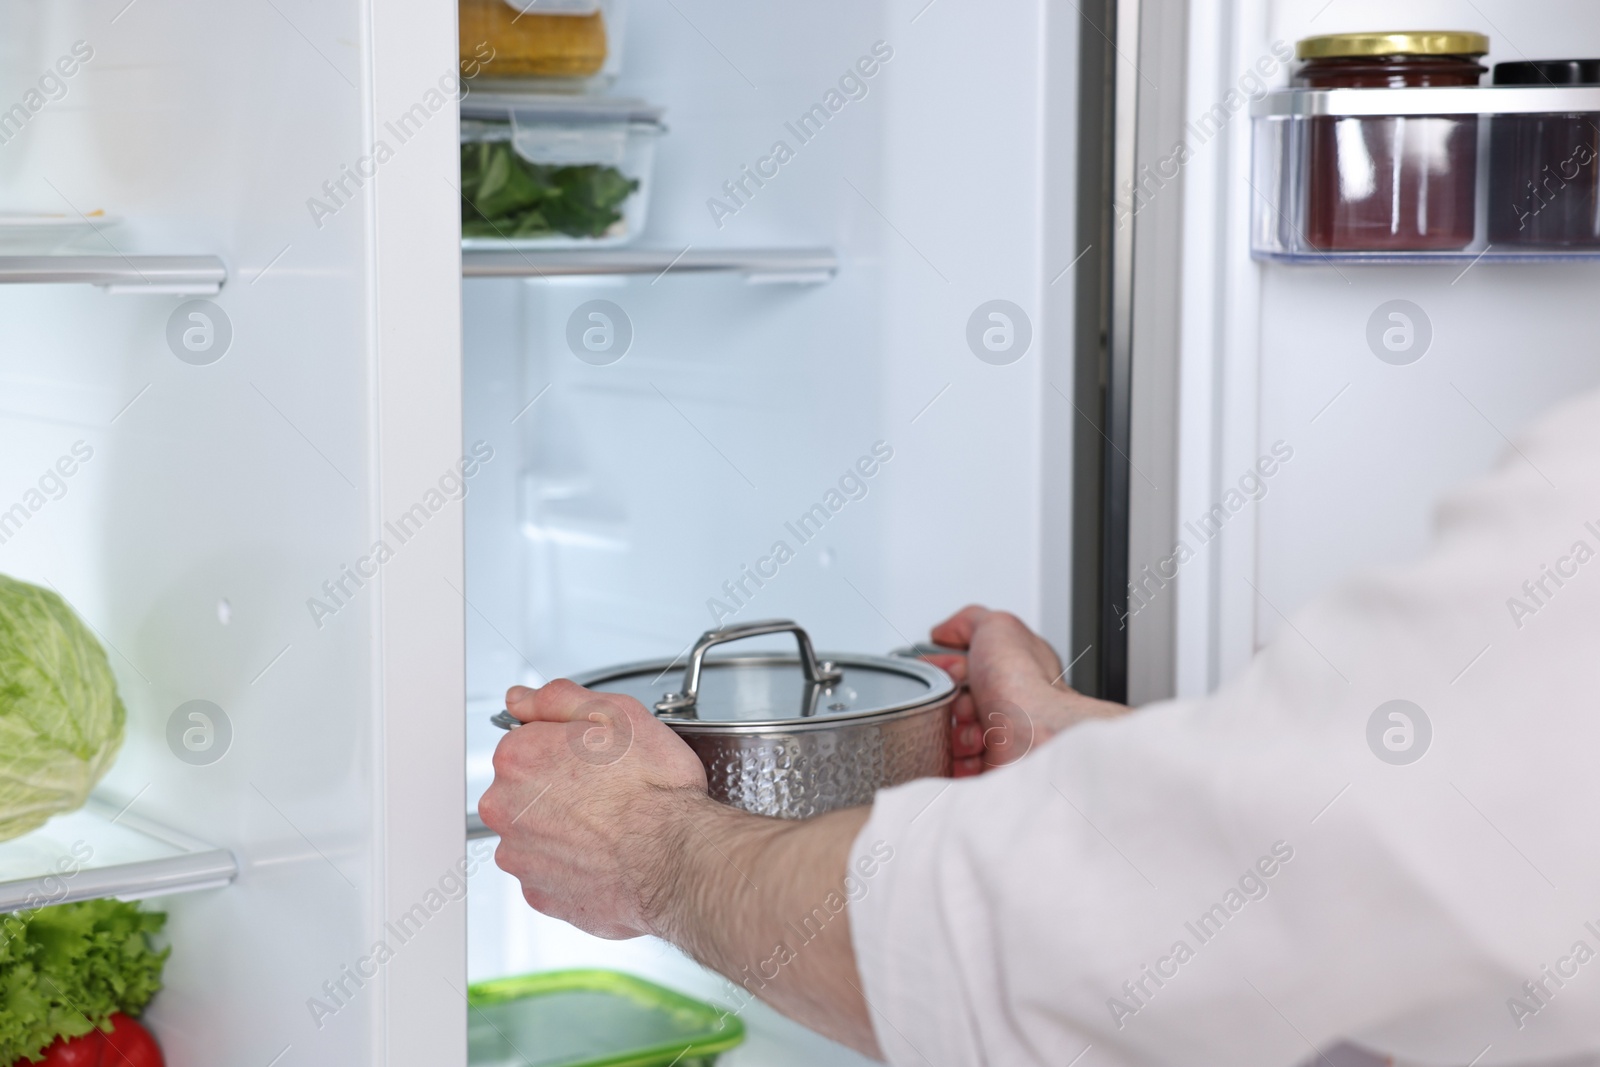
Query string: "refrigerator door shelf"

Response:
xmin=461 ymin=246 xmax=838 ymax=283
xmin=1252 ymin=86 xmax=1600 ymax=261
xmin=0 ymin=255 xmax=227 ymax=294
xmin=0 ymin=798 xmax=238 ymax=914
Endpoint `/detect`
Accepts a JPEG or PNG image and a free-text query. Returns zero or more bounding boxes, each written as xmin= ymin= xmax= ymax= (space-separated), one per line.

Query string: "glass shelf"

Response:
xmin=461 ymin=246 xmax=838 ymax=284
xmin=0 ymin=798 xmax=238 ymax=914
xmin=0 ymin=254 xmax=227 ymax=294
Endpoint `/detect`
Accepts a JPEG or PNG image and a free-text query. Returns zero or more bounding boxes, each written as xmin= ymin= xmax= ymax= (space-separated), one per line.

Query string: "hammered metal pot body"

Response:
xmin=671 ymin=702 xmax=953 ymax=819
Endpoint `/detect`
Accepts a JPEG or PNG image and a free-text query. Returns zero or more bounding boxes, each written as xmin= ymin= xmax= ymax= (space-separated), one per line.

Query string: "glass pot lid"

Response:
xmin=492 ymin=620 xmax=954 ymax=731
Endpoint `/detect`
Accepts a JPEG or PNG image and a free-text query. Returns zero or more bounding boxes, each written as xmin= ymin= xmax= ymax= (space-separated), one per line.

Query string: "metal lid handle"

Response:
xmin=656 ymin=619 xmax=842 ymax=717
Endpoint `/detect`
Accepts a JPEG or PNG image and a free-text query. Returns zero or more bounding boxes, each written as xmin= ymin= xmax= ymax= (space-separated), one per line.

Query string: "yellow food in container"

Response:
xmin=458 ymin=0 xmax=608 ymax=80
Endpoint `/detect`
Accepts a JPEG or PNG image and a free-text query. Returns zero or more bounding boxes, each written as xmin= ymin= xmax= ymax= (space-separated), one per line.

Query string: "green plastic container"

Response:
xmin=467 ymin=969 xmax=746 ymax=1067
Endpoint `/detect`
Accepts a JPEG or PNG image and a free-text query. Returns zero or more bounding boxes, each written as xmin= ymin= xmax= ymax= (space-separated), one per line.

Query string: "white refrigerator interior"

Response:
xmin=0 ymin=1 xmax=463 ymax=1067
xmin=461 ymin=0 xmax=1077 ymax=1063
xmin=1175 ymin=0 xmax=1600 ymax=696
xmin=2 ymin=0 xmax=1077 ymax=1065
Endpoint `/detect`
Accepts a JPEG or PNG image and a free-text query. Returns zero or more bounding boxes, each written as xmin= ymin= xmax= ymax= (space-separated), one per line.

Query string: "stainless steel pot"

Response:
xmin=492 ymin=619 xmax=955 ymax=819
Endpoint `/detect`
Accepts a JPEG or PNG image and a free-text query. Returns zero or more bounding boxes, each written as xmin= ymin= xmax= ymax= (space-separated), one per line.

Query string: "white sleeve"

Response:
xmin=849 ymin=391 xmax=1600 ymax=1067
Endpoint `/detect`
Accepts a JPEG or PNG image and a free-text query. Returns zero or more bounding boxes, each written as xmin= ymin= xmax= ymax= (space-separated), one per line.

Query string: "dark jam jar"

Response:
xmin=1295 ymin=32 xmax=1488 ymax=252
xmin=1489 ymin=60 xmax=1600 ymax=247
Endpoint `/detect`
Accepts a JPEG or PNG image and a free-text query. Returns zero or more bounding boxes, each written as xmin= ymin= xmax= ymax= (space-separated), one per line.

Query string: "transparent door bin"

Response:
xmin=460 ymin=93 xmax=664 ymax=249
xmin=1251 ymin=86 xmax=1600 ymax=262
xmin=460 ymin=0 xmax=627 ymax=94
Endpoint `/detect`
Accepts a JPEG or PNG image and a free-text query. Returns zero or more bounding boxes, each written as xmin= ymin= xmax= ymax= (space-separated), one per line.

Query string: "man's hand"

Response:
xmin=478 ymin=678 xmax=881 ymax=1056
xmin=924 ymin=605 xmax=1128 ymax=775
xmin=478 ymin=679 xmax=711 ymax=940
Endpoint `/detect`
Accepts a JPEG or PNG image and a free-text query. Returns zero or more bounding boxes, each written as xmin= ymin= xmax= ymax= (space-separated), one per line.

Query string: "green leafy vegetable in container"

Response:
xmin=0 ymin=574 xmax=125 ymax=843
xmin=0 ymin=900 xmax=168 ymax=1065
xmin=460 ymin=141 xmax=639 ymax=240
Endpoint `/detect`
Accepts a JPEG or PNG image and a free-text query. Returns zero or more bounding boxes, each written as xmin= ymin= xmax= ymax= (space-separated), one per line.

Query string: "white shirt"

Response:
xmin=850 ymin=388 xmax=1600 ymax=1067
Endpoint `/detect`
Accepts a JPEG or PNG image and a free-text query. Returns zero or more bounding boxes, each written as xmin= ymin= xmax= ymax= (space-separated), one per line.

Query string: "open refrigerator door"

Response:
xmin=1154 ymin=0 xmax=1600 ymax=695
xmin=1096 ymin=0 xmax=1600 ymax=1059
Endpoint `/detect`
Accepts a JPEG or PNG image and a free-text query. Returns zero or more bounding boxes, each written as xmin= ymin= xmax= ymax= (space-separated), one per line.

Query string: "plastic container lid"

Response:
xmin=460 ymin=93 xmax=663 ymax=127
xmin=1494 ymin=59 xmax=1600 ymax=86
xmin=1296 ymin=31 xmax=1490 ymax=59
xmin=460 ymin=94 xmax=663 ymax=167
xmin=500 ymin=0 xmax=601 ymax=14
xmin=468 ymin=969 xmax=744 ymax=1067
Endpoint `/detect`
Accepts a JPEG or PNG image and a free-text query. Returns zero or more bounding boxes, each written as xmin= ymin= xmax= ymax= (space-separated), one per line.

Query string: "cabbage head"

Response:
xmin=0 ymin=574 xmax=125 ymax=841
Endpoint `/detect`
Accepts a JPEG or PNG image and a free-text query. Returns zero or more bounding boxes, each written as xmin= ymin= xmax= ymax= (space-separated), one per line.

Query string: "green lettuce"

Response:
xmin=460 ymin=140 xmax=639 ymax=239
xmin=0 ymin=573 xmax=125 ymax=842
xmin=0 ymin=900 xmax=169 ymax=1063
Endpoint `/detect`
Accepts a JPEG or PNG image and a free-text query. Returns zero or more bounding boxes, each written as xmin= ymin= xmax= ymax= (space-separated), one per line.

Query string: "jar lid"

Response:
xmin=1494 ymin=59 xmax=1600 ymax=86
xmin=1296 ymin=32 xmax=1490 ymax=60
xmin=492 ymin=620 xmax=955 ymax=732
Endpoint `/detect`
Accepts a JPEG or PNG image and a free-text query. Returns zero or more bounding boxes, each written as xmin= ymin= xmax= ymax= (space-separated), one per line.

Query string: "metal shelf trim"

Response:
xmin=0 ymin=799 xmax=240 ymax=914
xmin=461 ymin=246 xmax=838 ymax=283
xmin=0 ymin=254 xmax=227 ymax=294
xmin=1256 ymin=248 xmax=1600 ymax=265
xmin=1252 ymin=86 xmax=1600 ymax=118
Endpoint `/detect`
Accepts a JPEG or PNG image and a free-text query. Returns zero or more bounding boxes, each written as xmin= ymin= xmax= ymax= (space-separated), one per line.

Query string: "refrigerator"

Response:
xmin=0 ymin=0 xmax=1595 ymax=1064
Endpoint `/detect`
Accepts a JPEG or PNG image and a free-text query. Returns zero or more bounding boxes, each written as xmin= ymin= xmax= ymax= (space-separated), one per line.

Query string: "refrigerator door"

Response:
xmin=1084 ymin=0 xmax=1600 ymax=703
xmin=0 ymin=2 xmax=463 ymax=1066
xmin=1173 ymin=0 xmax=1600 ymax=696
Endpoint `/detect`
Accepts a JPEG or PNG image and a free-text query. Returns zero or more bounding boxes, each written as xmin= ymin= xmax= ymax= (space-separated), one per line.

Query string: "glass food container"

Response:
xmin=458 ymin=0 xmax=627 ymax=93
xmin=1294 ymin=31 xmax=1489 ymax=251
xmin=459 ymin=93 xmax=664 ymax=249
xmin=468 ymin=970 xmax=745 ymax=1067
xmin=1489 ymin=60 xmax=1600 ymax=247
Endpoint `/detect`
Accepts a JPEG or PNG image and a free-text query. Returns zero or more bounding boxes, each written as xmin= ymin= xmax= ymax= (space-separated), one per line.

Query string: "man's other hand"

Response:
xmin=924 ymin=605 xmax=1129 ymax=775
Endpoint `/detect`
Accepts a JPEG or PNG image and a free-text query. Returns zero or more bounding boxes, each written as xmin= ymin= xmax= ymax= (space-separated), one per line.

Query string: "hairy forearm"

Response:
xmin=647 ymin=793 xmax=882 ymax=1059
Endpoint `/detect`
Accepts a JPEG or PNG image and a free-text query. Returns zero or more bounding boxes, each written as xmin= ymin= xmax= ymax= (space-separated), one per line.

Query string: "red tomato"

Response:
xmin=99 ymin=1016 xmax=162 ymax=1067
xmin=29 ymin=1031 xmax=104 ymax=1067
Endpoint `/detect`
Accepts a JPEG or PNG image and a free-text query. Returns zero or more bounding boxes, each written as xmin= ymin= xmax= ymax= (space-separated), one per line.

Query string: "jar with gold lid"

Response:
xmin=1294 ymin=31 xmax=1489 ymax=251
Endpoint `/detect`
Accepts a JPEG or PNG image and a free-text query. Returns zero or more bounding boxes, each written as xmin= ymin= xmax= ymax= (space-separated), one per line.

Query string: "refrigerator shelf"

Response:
xmin=461 ymin=246 xmax=838 ymax=284
xmin=0 ymin=254 xmax=227 ymax=294
xmin=0 ymin=798 xmax=239 ymax=914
